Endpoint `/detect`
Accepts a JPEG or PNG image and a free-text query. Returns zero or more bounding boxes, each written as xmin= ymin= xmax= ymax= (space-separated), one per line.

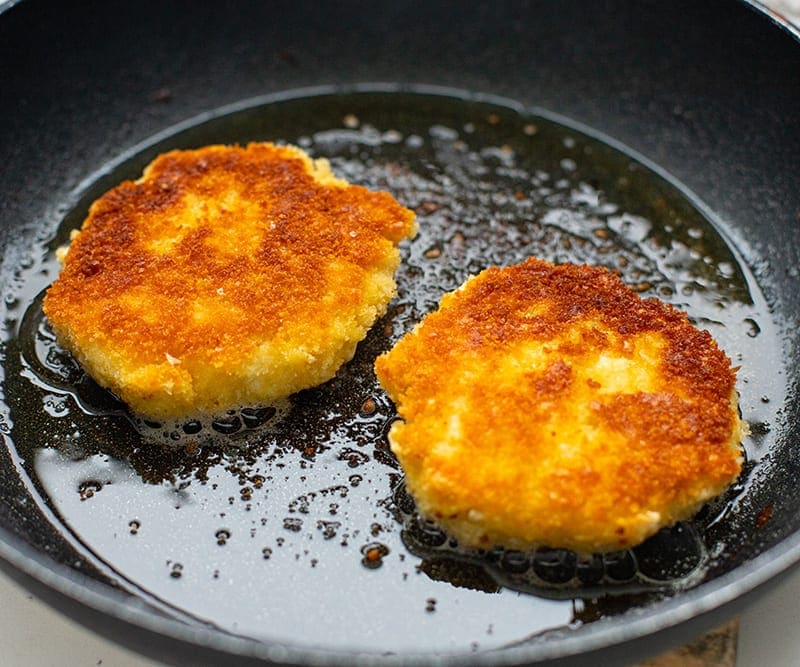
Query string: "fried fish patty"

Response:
xmin=43 ymin=143 xmax=416 ymax=419
xmin=375 ymin=258 xmax=746 ymax=553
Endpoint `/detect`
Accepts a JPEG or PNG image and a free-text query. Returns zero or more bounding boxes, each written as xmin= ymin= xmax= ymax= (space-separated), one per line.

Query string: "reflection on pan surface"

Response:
xmin=0 ymin=90 xmax=786 ymax=655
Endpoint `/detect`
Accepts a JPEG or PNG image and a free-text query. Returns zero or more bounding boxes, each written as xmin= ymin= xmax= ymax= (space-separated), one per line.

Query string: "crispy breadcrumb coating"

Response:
xmin=44 ymin=143 xmax=416 ymax=419
xmin=375 ymin=258 xmax=745 ymax=553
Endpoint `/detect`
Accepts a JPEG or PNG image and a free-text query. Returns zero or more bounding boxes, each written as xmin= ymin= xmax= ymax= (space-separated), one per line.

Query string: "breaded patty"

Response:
xmin=375 ymin=258 xmax=745 ymax=553
xmin=44 ymin=143 xmax=416 ymax=419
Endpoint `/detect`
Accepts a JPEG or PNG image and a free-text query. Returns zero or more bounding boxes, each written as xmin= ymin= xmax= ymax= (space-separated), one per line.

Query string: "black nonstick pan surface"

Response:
xmin=1 ymin=1 xmax=799 ymax=665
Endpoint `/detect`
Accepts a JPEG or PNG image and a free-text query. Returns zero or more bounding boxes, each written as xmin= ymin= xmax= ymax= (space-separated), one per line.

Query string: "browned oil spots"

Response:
xmin=360 ymin=397 xmax=377 ymax=415
xmin=744 ymin=318 xmax=761 ymax=338
xmin=417 ymin=201 xmax=440 ymax=215
xmin=128 ymin=519 xmax=140 ymax=535
xmin=360 ymin=542 xmax=389 ymax=569
xmin=283 ymin=517 xmax=303 ymax=532
xmin=338 ymin=448 xmax=369 ymax=468
xmin=342 ymin=113 xmax=359 ymax=129
xmin=317 ymin=520 xmax=341 ymax=540
xmin=78 ymin=480 xmax=103 ymax=501
xmin=756 ymin=503 xmax=774 ymax=528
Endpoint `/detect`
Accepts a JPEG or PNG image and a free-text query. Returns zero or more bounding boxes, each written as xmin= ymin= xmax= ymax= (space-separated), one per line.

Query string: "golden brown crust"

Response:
xmin=375 ymin=258 xmax=744 ymax=553
xmin=44 ymin=143 xmax=416 ymax=419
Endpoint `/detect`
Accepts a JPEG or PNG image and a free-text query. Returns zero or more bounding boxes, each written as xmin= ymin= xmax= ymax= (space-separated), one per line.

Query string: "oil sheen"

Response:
xmin=0 ymin=89 xmax=785 ymax=655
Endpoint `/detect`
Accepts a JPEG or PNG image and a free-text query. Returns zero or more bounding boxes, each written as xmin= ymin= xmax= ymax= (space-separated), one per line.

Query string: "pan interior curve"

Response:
xmin=0 ymin=89 xmax=786 ymax=656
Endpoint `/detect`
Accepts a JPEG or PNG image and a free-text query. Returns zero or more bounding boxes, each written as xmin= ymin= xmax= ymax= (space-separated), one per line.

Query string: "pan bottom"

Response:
xmin=0 ymin=87 xmax=784 ymax=655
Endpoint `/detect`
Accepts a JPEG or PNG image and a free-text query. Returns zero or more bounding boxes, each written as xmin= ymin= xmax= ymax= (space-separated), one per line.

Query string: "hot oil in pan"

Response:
xmin=0 ymin=90 xmax=782 ymax=654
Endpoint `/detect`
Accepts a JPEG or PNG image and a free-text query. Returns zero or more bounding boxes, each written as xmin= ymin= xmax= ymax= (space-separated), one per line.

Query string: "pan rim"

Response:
xmin=748 ymin=0 xmax=800 ymax=38
xmin=1 ymin=0 xmax=799 ymax=660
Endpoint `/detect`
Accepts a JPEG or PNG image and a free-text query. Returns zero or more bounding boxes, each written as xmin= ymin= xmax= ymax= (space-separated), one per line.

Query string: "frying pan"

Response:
xmin=1 ymin=0 xmax=799 ymax=665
